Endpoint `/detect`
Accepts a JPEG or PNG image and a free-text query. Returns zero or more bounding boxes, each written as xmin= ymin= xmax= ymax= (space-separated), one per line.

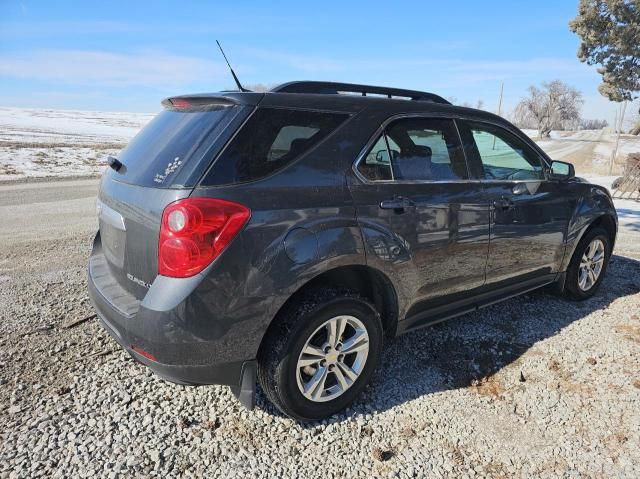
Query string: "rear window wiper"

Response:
xmin=107 ymin=156 xmax=125 ymax=173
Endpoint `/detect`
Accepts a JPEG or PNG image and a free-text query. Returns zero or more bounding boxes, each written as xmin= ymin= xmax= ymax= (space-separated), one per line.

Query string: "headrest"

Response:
xmin=400 ymin=145 xmax=432 ymax=158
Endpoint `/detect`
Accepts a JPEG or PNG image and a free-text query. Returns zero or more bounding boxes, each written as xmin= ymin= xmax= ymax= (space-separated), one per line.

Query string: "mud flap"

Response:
xmin=551 ymin=271 xmax=567 ymax=294
xmin=230 ymin=360 xmax=256 ymax=410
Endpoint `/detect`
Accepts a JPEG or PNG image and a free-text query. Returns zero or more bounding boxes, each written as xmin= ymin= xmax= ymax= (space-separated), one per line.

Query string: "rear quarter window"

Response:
xmin=201 ymin=108 xmax=349 ymax=185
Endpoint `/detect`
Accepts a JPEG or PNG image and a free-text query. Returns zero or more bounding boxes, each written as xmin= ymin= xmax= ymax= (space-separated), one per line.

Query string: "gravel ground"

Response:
xmin=1 ymin=179 xmax=639 ymax=478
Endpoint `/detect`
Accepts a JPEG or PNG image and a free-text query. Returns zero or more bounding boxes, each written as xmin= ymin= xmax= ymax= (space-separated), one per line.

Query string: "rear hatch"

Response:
xmin=95 ymin=96 xmax=254 ymax=302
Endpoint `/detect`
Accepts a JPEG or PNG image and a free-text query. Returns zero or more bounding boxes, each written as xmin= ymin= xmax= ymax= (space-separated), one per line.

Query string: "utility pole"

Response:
xmin=492 ymin=82 xmax=504 ymax=150
xmin=610 ymin=101 xmax=627 ymax=175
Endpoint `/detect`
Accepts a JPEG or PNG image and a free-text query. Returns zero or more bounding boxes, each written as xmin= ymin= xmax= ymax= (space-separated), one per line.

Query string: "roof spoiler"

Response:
xmin=161 ymin=95 xmax=239 ymax=110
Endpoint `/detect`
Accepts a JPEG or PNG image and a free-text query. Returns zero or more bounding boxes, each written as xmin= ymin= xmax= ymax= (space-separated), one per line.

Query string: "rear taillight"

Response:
xmin=169 ymin=98 xmax=191 ymax=108
xmin=158 ymin=198 xmax=250 ymax=278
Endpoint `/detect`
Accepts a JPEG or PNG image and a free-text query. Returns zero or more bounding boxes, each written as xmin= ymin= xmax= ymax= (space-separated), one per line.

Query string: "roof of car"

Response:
xmin=164 ymin=80 xmax=507 ymax=125
xmin=271 ymin=81 xmax=451 ymax=104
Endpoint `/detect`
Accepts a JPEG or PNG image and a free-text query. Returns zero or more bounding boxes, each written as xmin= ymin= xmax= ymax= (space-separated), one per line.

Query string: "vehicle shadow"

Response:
xmin=256 ymin=254 xmax=640 ymax=423
xmin=616 ymin=208 xmax=640 ymax=233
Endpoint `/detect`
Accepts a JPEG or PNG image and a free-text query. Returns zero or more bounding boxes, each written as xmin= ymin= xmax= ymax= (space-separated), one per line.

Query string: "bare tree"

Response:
xmin=510 ymin=103 xmax=537 ymax=129
xmin=243 ymin=83 xmax=274 ymax=92
xmin=516 ymin=80 xmax=584 ymax=137
xmin=459 ymin=99 xmax=485 ymax=110
xmin=580 ymin=118 xmax=609 ymax=130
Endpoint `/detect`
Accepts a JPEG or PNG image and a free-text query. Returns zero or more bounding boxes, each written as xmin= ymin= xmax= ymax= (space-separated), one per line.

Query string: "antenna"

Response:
xmin=216 ymin=40 xmax=249 ymax=92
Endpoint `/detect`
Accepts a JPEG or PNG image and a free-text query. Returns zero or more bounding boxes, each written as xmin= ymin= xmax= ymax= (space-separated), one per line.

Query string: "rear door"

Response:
xmin=96 ymin=100 xmax=251 ymax=300
xmin=349 ymin=116 xmax=490 ymax=319
xmin=457 ymin=120 xmax=571 ymax=285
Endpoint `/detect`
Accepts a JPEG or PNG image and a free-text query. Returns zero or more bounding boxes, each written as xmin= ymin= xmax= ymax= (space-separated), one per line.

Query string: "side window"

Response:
xmin=386 ymin=118 xmax=468 ymax=181
xmin=202 ymin=108 xmax=348 ymax=185
xmin=357 ymin=135 xmax=394 ymax=181
xmin=269 ymin=125 xmax=319 ymax=161
xmin=466 ymin=121 xmax=545 ymax=180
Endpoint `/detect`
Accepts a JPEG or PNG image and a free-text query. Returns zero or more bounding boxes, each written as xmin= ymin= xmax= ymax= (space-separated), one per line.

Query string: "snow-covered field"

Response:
xmin=1 ymin=107 xmax=639 ymax=180
xmin=0 ymin=107 xmax=154 ymax=179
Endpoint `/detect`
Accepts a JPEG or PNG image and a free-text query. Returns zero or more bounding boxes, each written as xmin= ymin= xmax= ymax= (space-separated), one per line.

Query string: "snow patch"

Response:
xmin=0 ymin=107 xmax=154 ymax=179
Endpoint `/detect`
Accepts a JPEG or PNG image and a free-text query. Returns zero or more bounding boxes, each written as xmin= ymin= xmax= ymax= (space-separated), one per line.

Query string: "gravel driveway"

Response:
xmin=1 ymin=179 xmax=639 ymax=478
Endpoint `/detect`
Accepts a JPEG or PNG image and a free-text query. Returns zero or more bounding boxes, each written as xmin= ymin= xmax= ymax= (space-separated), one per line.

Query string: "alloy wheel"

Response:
xmin=578 ymin=238 xmax=605 ymax=291
xmin=295 ymin=315 xmax=369 ymax=402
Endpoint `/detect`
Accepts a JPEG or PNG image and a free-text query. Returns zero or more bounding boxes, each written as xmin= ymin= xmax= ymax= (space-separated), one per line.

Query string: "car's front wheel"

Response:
xmin=564 ymin=226 xmax=612 ymax=300
xmin=258 ymin=290 xmax=383 ymax=421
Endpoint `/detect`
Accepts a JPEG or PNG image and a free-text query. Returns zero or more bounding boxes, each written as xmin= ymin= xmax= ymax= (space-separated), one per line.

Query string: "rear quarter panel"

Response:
xmin=186 ymin=126 xmax=369 ymax=359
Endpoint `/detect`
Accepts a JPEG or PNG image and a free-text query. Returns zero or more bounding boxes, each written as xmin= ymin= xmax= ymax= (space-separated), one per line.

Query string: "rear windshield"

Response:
xmin=115 ymin=106 xmax=236 ymax=187
xmin=201 ymin=108 xmax=349 ymax=185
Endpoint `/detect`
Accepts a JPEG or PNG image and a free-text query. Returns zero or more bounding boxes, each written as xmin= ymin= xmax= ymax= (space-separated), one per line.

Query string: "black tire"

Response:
xmin=257 ymin=290 xmax=383 ymax=422
xmin=564 ymin=227 xmax=612 ymax=300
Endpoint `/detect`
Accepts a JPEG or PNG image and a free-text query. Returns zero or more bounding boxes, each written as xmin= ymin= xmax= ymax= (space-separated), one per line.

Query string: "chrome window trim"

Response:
xmin=351 ymin=112 xmax=552 ymax=185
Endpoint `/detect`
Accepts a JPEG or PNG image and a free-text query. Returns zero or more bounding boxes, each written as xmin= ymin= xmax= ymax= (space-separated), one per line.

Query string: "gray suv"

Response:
xmin=88 ymin=81 xmax=617 ymax=421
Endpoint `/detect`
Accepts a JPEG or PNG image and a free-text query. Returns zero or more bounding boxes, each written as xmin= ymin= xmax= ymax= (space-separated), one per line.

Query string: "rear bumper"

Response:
xmin=87 ymin=233 xmax=256 ymax=390
xmin=89 ymin=270 xmax=251 ymax=386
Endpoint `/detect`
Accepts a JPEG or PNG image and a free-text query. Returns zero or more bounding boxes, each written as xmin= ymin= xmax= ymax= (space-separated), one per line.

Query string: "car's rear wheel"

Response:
xmin=258 ymin=290 xmax=383 ymax=421
xmin=564 ymin=227 xmax=612 ymax=300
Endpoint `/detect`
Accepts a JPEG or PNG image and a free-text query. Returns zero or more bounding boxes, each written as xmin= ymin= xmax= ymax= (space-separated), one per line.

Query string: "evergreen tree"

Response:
xmin=570 ymin=0 xmax=640 ymax=102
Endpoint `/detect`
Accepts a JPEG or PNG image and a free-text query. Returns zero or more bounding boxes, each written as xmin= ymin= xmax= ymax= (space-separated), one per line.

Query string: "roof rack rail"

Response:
xmin=271 ymin=81 xmax=451 ymax=105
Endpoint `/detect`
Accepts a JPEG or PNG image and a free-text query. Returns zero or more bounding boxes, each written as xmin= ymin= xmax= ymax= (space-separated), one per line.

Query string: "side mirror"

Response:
xmin=550 ymin=160 xmax=575 ymax=180
xmin=375 ymin=149 xmax=391 ymax=164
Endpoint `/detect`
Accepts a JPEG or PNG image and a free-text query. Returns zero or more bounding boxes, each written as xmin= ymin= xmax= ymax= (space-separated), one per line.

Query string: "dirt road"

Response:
xmin=536 ymin=130 xmax=607 ymax=173
xmin=0 ymin=178 xmax=98 ymax=240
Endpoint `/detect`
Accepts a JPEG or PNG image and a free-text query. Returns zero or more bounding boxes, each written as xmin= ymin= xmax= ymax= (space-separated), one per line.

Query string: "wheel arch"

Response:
xmin=573 ymin=213 xmax=617 ymax=257
xmin=257 ymin=264 xmax=399 ymax=357
xmin=560 ymin=213 xmax=616 ymax=299
xmin=560 ymin=211 xmax=617 ymax=275
xmin=586 ymin=213 xmax=617 ymax=245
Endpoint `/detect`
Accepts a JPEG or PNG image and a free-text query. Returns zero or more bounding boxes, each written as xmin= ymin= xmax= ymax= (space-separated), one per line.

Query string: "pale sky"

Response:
xmin=0 ymin=0 xmax=629 ymax=124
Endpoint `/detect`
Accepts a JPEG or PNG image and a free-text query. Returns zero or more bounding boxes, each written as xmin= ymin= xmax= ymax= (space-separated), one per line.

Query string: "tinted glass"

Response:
xmin=385 ymin=118 xmax=468 ymax=181
xmin=116 ymin=106 xmax=235 ymax=187
xmin=467 ymin=121 xmax=544 ymax=180
xmin=203 ymin=108 xmax=348 ymax=185
xmin=357 ymin=135 xmax=393 ymax=181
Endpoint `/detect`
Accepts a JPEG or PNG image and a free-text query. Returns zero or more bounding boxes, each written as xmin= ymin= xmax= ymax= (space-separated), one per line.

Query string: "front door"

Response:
xmin=457 ymin=120 xmax=571 ymax=285
xmin=349 ymin=116 xmax=490 ymax=319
